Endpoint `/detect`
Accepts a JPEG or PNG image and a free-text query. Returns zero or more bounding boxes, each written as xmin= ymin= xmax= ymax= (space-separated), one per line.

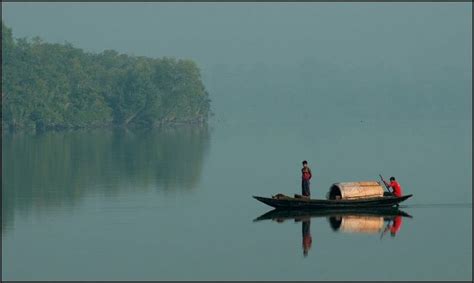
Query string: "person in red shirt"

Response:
xmin=383 ymin=176 xmax=403 ymax=197
xmin=301 ymin=160 xmax=312 ymax=197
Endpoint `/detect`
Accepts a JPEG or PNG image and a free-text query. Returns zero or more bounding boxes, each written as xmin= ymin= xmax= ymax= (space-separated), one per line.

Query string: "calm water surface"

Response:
xmin=2 ymin=118 xmax=471 ymax=280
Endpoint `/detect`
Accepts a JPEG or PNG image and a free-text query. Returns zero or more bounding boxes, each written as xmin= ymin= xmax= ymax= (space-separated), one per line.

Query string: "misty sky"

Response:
xmin=3 ymin=3 xmax=471 ymax=67
xmin=2 ymin=3 xmax=472 ymax=122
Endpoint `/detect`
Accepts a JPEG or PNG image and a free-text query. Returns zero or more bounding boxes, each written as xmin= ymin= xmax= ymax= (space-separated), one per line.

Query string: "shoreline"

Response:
xmin=2 ymin=119 xmax=209 ymax=135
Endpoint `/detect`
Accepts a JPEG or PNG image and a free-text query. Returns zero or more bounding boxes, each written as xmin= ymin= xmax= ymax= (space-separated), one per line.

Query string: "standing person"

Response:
xmin=382 ymin=176 xmax=404 ymax=197
xmin=301 ymin=160 xmax=312 ymax=197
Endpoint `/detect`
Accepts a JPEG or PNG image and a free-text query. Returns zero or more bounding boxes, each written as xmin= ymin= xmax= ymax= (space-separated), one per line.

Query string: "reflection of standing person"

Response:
xmin=302 ymin=219 xmax=312 ymax=257
xmin=301 ymin=160 xmax=312 ymax=197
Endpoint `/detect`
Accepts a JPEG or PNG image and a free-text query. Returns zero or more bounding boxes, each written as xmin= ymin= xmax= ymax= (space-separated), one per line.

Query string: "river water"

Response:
xmin=2 ymin=115 xmax=471 ymax=280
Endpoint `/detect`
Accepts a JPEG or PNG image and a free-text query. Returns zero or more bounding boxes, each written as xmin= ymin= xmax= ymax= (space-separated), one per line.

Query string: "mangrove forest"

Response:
xmin=1 ymin=22 xmax=211 ymax=131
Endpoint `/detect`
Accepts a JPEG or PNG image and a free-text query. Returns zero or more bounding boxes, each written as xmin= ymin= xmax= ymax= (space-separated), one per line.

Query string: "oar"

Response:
xmin=379 ymin=174 xmax=391 ymax=193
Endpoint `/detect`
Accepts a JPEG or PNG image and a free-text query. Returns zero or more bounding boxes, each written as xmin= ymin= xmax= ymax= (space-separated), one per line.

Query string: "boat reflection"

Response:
xmin=254 ymin=208 xmax=412 ymax=257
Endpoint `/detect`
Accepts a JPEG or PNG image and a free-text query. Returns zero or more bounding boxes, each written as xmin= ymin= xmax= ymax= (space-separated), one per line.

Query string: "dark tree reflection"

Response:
xmin=2 ymin=125 xmax=210 ymax=232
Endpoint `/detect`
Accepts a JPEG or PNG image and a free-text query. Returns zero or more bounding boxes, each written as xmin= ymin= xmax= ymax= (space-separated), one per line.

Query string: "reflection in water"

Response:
xmin=302 ymin=219 xmax=312 ymax=257
xmin=380 ymin=215 xmax=403 ymax=238
xmin=329 ymin=215 xmax=385 ymax=234
xmin=254 ymin=208 xmax=412 ymax=257
xmin=2 ymin=126 xmax=210 ymax=233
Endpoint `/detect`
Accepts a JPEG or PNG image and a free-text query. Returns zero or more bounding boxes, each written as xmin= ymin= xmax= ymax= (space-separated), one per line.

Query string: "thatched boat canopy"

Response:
xmin=327 ymin=181 xmax=384 ymax=200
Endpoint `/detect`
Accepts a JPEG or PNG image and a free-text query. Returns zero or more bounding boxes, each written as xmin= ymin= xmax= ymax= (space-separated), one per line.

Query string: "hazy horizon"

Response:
xmin=3 ymin=3 xmax=472 ymax=123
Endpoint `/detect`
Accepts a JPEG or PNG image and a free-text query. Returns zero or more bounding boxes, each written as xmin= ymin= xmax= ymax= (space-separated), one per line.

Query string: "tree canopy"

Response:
xmin=2 ymin=22 xmax=211 ymax=131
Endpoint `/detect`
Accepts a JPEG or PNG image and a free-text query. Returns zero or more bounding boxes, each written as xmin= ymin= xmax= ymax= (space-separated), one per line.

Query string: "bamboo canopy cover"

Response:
xmin=327 ymin=181 xmax=384 ymax=200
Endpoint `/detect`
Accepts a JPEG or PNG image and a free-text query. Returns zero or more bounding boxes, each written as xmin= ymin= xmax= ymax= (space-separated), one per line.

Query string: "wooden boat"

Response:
xmin=253 ymin=206 xmax=412 ymax=222
xmin=253 ymin=194 xmax=413 ymax=209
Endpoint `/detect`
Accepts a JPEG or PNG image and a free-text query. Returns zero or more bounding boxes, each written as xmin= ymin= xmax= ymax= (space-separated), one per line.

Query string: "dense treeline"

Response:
xmin=2 ymin=22 xmax=211 ymax=131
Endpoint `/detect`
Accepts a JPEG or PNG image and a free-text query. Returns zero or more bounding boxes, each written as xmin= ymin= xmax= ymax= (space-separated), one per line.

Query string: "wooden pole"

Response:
xmin=379 ymin=174 xmax=391 ymax=193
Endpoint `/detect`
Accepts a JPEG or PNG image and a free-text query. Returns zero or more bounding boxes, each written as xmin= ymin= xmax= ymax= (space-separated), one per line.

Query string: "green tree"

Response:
xmin=2 ymin=22 xmax=210 ymax=132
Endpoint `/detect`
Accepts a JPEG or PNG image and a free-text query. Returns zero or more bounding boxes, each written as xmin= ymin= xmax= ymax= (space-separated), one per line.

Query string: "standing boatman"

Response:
xmin=301 ymin=160 xmax=312 ymax=198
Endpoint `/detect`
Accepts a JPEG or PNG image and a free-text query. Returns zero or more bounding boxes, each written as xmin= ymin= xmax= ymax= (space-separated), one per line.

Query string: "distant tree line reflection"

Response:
xmin=2 ymin=125 xmax=210 ymax=232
